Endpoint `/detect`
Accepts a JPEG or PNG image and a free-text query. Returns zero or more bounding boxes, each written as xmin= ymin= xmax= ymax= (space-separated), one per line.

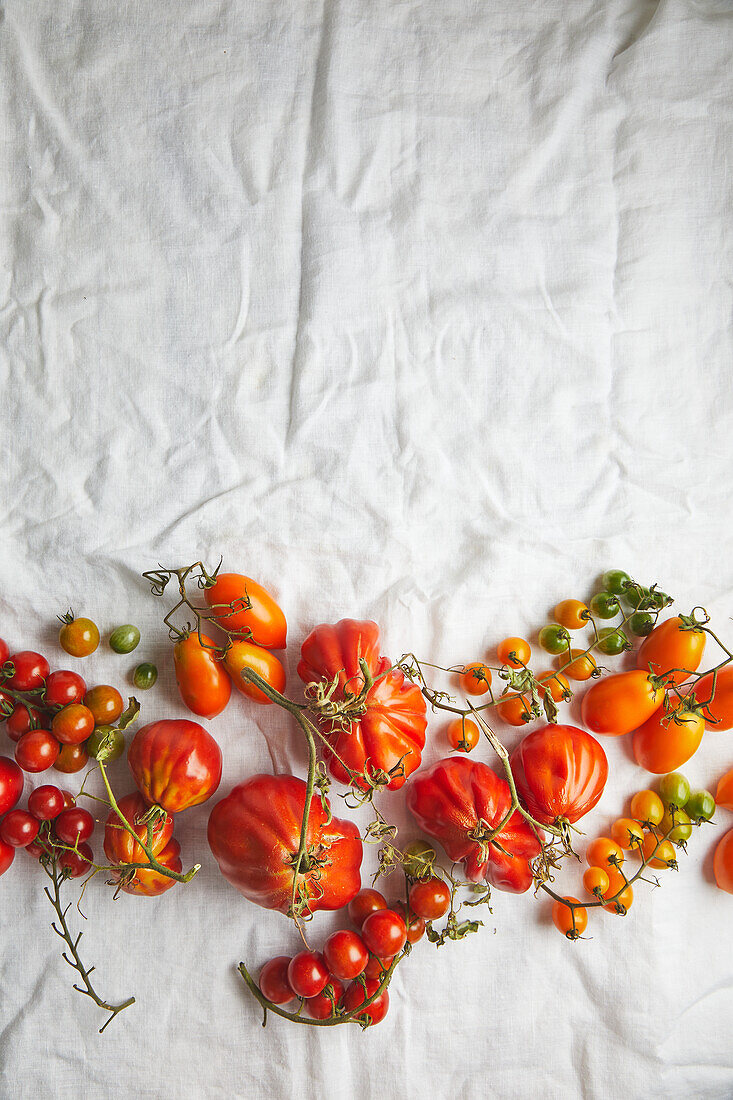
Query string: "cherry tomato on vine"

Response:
xmin=53 ymin=743 xmax=89 ymax=774
xmin=84 ymin=685 xmax=123 ymax=725
xmin=583 ymin=867 xmax=609 ymax=898
xmin=659 ymin=772 xmax=690 ymax=810
xmin=44 ymin=670 xmax=87 ymax=707
xmin=305 ymin=978 xmax=344 ymax=1021
xmin=361 ymin=909 xmax=407 ymax=957
xmin=641 ymin=834 xmax=676 ymax=869
xmin=58 ymin=842 xmax=93 ymax=878
xmin=60 ymin=790 xmax=76 ymax=809
xmin=660 ymin=809 xmax=692 ymax=845
xmin=6 ymin=706 xmax=43 ymax=741
xmin=685 ymin=790 xmax=715 ymax=822
xmin=496 ymin=694 xmax=532 ymax=726
xmin=632 ymin=707 xmax=704 ymax=774
xmin=536 ymin=671 xmax=571 ymax=702
xmin=581 ymin=670 xmax=664 ymax=736
xmin=173 ymin=634 xmax=231 ymax=719
xmin=589 ymin=592 xmax=619 ymax=619
xmin=86 ymin=725 xmax=126 ymax=762
xmin=348 ymin=888 xmax=387 ymax=928
xmin=628 ymin=613 xmax=654 ymax=637
xmin=342 ymin=978 xmax=390 ymax=1025
xmin=610 ymin=818 xmax=644 ymax=851
xmin=394 ymin=901 xmax=426 ymax=944
xmin=287 ymin=952 xmax=329 ymax=999
xmin=323 ymin=930 xmax=368 ymax=981
xmin=401 ymin=841 xmax=436 ymax=880
xmin=564 ymin=649 xmax=597 ymax=681
xmin=52 ymin=704 xmax=95 ymax=745
xmin=364 ymin=954 xmax=394 ymax=979
xmin=694 ymin=667 xmax=733 ymax=731
xmin=409 ymin=877 xmax=451 ymax=920
xmin=538 ymin=624 xmax=569 ymax=655
xmin=626 ymin=586 xmax=670 ymax=611
xmin=459 ymin=663 xmax=492 ymax=695
xmin=258 ymin=957 xmax=296 ymax=1005
xmin=597 ymin=628 xmax=628 ymax=656
xmin=15 ymin=729 xmax=60 ymax=772
xmin=0 ymin=756 xmax=24 ymax=815
xmin=28 ymin=785 xmax=66 ymax=820
xmin=6 ymin=651 xmax=49 ymax=691
xmin=636 ymin=616 xmax=706 ymax=685
xmin=630 ymin=790 xmax=664 ymax=826
xmin=204 ymin=572 xmax=287 ymax=649
xmin=223 ymin=641 xmax=286 ymax=705
xmin=554 ymin=600 xmax=590 ymax=630
xmin=108 ymin=625 xmax=140 ymax=654
xmin=601 ymin=569 xmax=632 ymax=596
xmin=447 ymin=718 xmax=480 ymax=752
xmin=497 ymin=637 xmax=531 ymax=668
xmin=603 ymin=870 xmax=633 ymax=914
xmin=54 ymin=807 xmax=95 ymax=845
xmin=133 ymin=663 xmax=158 ymax=690
xmin=0 ymin=809 xmax=39 ymax=848
xmin=716 ymin=769 xmax=733 ymax=812
xmin=713 ymin=828 xmax=733 ymax=894
xmin=0 ymin=690 xmax=14 ymax=720
xmin=0 ymin=838 xmax=14 ymax=876
xmin=586 ymin=837 xmax=625 ymax=870
xmin=59 ymin=615 xmax=99 ymax=658
xmin=552 ymin=897 xmax=587 ymax=939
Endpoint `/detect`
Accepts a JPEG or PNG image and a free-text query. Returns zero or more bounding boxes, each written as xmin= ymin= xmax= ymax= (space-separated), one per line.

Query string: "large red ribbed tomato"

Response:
xmin=127 ymin=719 xmax=222 ymax=813
xmin=103 ymin=792 xmax=181 ymax=897
xmin=207 ymin=774 xmax=362 ymax=914
xmin=406 ymin=757 xmax=542 ymax=893
xmin=297 ymin=619 xmax=426 ymax=791
xmin=510 ymin=724 xmax=608 ymax=825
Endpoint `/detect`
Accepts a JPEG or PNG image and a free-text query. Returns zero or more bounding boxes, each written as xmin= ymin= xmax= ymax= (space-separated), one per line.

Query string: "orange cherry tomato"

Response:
xmin=51 ymin=704 xmax=95 ymax=745
xmin=641 ymin=833 xmax=677 ymax=869
xmin=497 ymin=637 xmax=531 ymax=668
xmin=173 ymin=634 xmax=232 ymax=720
xmin=716 ymin=767 xmax=733 ymax=812
xmin=580 ymin=670 xmax=664 ymax=736
xmin=564 ymin=649 xmax=597 ymax=682
xmin=636 ymin=616 xmax=706 ymax=686
xmin=630 ymin=789 xmax=664 ymax=826
xmin=610 ymin=818 xmax=645 ymax=851
xmin=632 ymin=707 xmax=704 ymax=774
xmin=224 ymin=641 xmax=286 ymax=704
xmin=586 ymin=837 xmax=625 ymax=870
xmin=84 ymin=685 xmax=123 ymax=725
xmin=447 ymin=718 xmax=480 ymax=753
xmin=602 ymin=869 xmax=633 ymax=913
xmin=552 ymin=897 xmax=587 ymax=938
xmin=713 ymin=828 xmax=733 ymax=893
xmin=459 ymin=663 xmax=492 ymax=696
xmin=496 ymin=694 xmax=533 ymax=727
xmin=554 ymin=600 xmax=590 ymax=630
xmin=583 ymin=866 xmax=609 ymax=898
xmin=693 ymin=667 xmax=733 ymax=731
xmin=537 ymin=670 xmax=571 ymax=702
xmin=53 ymin=742 xmax=89 ymax=773
xmin=204 ymin=573 xmax=287 ymax=649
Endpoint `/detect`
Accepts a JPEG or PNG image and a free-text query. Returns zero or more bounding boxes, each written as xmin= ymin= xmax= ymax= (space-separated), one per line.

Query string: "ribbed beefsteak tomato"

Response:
xmin=104 ymin=792 xmax=181 ymax=897
xmin=510 ymin=724 xmax=608 ymax=825
xmin=127 ymin=719 xmax=222 ymax=813
xmin=297 ymin=619 xmax=426 ymax=791
xmin=406 ymin=757 xmax=542 ymax=893
xmin=207 ymin=774 xmax=362 ymax=914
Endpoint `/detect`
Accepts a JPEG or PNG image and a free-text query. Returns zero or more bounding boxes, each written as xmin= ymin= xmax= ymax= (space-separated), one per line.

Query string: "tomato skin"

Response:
xmin=583 ymin=867 xmax=609 ymax=898
xmin=717 ymin=768 xmax=733 ymax=812
xmin=0 ymin=839 xmax=14 ymax=876
xmin=713 ymin=828 xmax=733 ymax=893
xmin=59 ymin=618 xmax=100 ymax=658
xmin=630 ymin=790 xmax=664 ymax=826
xmin=305 ymin=979 xmax=344 ymax=1020
xmin=6 ymin=706 xmax=43 ymax=741
xmin=287 ymin=952 xmax=329 ymax=999
xmin=173 ymin=634 xmax=231 ymax=719
xmin=207 ymin=774 xmax=362 ymax=914
xmin=28 ymin=784 xmax=65 ymax=821
xmin=83 ymin=685 xmax=123 ymax=725
xmin=0 ymin=809 xmax=39 ymax=848
xmin=128 ymin=719 xmax=222 ymax=813
xmin=298 ymin=619 xmax=427 ymax=791
xmin=552 ymin=897 xmax=587 ymax=938
xmin=564 ymin=649 xmax=597 ymax=681
xmin=603 ymin=869 xmax=633 ymax=913
xmin=52 ymin=704 xmax=95 ymax=745
xmin=641 ymin=834 xmax=677 ymax=869
xmin=258 ymin=957 xmax=296 ymax=1005
xmin=407 ymin=756 xmax=542 ymax=893
xmin=58 ymin=842 xmax=93 ymax=879
xmin=0 ymin=756 xmax=24 ymax=815
xmin=511 ymin=724 xmax=608 ymax=825
xmin=496 ymin=694 xmax=533 ymax=727
xmin=610 ymin=818 xmax=644 ymax=850
xmin=361 ymin=910 xmax=407 ymax=957
xmin=447 ymin=718 xmax=480 ymax=752
xmin=16 ymin=730 xmax=60 ymax=772
xmin=54 ymin=807 xmax=94 ymax=845
xmin=632 ymin=707 xmax=704 ymax=774
xmin=347 ymin=888 xmax=387 ymax=928
xmin=323 ymin=930 xmax=368 ymax=981
xmin=459 ymin=663 xmax=492 ymax=695
xmin=581 ymin=670 xmax=665 ymax=736
xmin=637 ymin=617 xmax=706 ymax=686
xmin=394 ymin=901 xmax=426 ymax=944
xmin=53 ymin=743 xmax=89 ymax=773
xmin=223 ymin=641 xmax=285 ymax=705
xmin=342 ymin=978 xmax=389 ymax=1025
xmin=364 ymin=954 xmax=394 ymax=979
xmin=537 ymin=671 xmax=571 ymax=702
xmin=0 ymin=638 xmax=8 ymax=666
xmin=694 ymin=668 xmax=733 ymax=731
xmin=6 ymin=651 xmax=49 ymax=691
xmin=103 ymin=791 xmax=180 ymax=897
xmin=554 ymin=601 xmax=590 ymax=630
xmin=586 ymin=837 xmax=624 ymax=870
xmin=45 ymin=670 xmax=87 ymax=707
xmin=497 ymin=637 xmax=531 ymax=668
xmin=204 ymin=573 xmax=287 ymax=649
xmin=408 ymin=878 xmax=451 ymax=920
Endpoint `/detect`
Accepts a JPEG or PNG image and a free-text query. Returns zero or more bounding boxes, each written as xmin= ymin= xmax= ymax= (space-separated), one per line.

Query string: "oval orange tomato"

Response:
xmin=716 ymin=767 xmax=733 ymax=812
xmin=581 ymin=670 xmax=665 ymax=736
xmin=224 ymin=641 xmax=286 ymax=704
xmin=713 ymin=828 xmax=733 ymax=893
xmin=693 ymin=667 xmax=733 ymax=731
xmin=636 ymin=616 xmax=706 ymax=686
xmin=173 ymin=633 xmax=231 ymax=719
xmin=204 ymin=573 xmax=287 ymax=649
xmin=631 ymin=707 xmax=704 ymax=774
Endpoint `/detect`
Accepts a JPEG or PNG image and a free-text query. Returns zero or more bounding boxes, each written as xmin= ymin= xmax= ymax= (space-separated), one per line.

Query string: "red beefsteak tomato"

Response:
xmin=103 ymin=792 xmax=181 ymax=897
xmin=406 ymin=756 xmax=542 ymax=893
xmin=127 ymin=719 xmax=222 ymax=813
xmin=511 ymin=724 xmax=607 ymax=825
xmin=207 ymin=774 xmax=362 ymax=914
xmin=297 ymin=619 xmax=426 ymax=790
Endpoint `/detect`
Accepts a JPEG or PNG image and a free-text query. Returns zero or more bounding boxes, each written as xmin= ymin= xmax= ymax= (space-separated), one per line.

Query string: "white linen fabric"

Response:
xmin=1 ymin=1 xmax=732 ymax=1097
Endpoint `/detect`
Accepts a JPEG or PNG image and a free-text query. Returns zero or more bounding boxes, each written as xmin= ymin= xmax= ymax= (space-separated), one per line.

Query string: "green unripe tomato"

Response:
xmin=628 ymin=612 xmax=654 ymax=637
xmin=589 ymin=592 xmax=620 ymax=619
xmin=659 ymin=772 xmax=690 ymax=811
xmin=109 ymin=625 xmax=141 ymax=654
xmin=597 ymin=627 xmax=628 ymax=656
xmin=133 ymin=662 xmax=158 ymax=690
xmin=602 ymin=569 xmax=632 ymax=596
xmin=660 ymin=808 xmax=692 ymax=846
xmin=86 ymin=725 xmax=125 ymax=762
xmin=402 ymin=840 xmax=436 ymax=880
xmin=686 ymin=790 xmax=715 ymax=822
xmin=538 ymin=624 xmax=570 ymax=655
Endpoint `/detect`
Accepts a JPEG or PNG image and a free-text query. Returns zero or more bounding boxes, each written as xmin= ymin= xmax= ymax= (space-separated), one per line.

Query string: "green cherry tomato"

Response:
xmin=597 ymin=627 xmax=629 ymax=656
xmin=589 ymin=592 xmax=620 ymax=619
xmin=686 ymin=790 xmax=715 ymax=822
xmin=602 ymin=570 xmax=632 ymax=596
xmin=133 ymin=662 xmax=158 ymax=690
xmin=659 ymin=772 xmax=690 ymax=811
xmin=402 ymin=840 xmax=436 ymax=879
xmin=85 ymin=725 xmax=125 ymax=762
xmin=109 ymin=625 xmax=141 ymax=654
xmin=538 ymin=624 xmax=570 ymax=655
xmin=660 ymin=808 xmax=692 ymax=846
xmin=628 ymin=612 xmax=654 ymax=637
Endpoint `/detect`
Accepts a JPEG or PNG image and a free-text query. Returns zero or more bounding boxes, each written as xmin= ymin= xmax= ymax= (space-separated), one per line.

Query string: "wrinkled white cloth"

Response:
xmin=1 ymin=0 xmax=733 ymax=1097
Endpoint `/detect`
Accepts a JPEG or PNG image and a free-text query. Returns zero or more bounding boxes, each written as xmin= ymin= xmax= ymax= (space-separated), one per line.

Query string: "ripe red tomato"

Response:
xmin=323 ymin=930 xmax=368 ymax=981
xmin=223 ymin=641 xmax=286 ymax=705
xmin=173 ymin=634 xmax=231 ymax=719
xmin=510 ymin=724 xmax=608 ymax=825
xmin=258 ymin=957 xmax=296 ymax=1005
xmin=287 ymin=952 xmax=329 ymax=999
xmin=693 ymin=667 xmax=733 ymax=731
xmin=203 ymin=573 xmax=287 ymax=649
xmin=347 ymin=888 xmax=387 ymax=928
xmin=128 ymin=719 xmax=223 ymax=813
xmin=208 ymin=774 xmax=362 ymax=914
xmin=58 ymin=616 xmax=99 ymax=658
xmin=6 ymin=706 xmax=44 ymax=742
xmin=407 ymin=756 xmax=542 ymax=893
xmin=361 ymin=909 xmax=407 ymax=957
xmin=0 ymin=838 xmax=14 ymax=876
xmin=364 ymin=954 xmax=394 ymax=978
xmin=0 ymin=809 xmax=39 ymax=847
xmin=15 ymin=729 xmax=60 ymax=772
xmin=305 ymin=978 xmax=344 ymax=1020
xmin=59 ymin=842 xmax=94 ymax=878
xmin=580 ymin=670 xmax=665 ymax=736
xmin=44 ymin=670 xmax=87 ymax=708
xmin=103 ymin=791 xmax=180 ymax=897
xmin=54 ymin=807 xmax=95 ymax=845
xmin=342 ymin=978 xmax=389 ymax=1025
xmin=713 ymin=828 xmax=733 ymax=893
xmin=83 ymin=685 xmax=123 ymax=725
xmin=408 ymin=877 xmax=451 ymax=920
xmin=632 ymin=706 xmax=704 ymax=774
xmin=394 ymin=901 xmax=426 ymax=944
xmin=297 ymin=619 xmax=427 ymax=791
xmin=637 ymin=616 xmax=706 ymax=685
xmin=0 ymin=756 xmax=24 ymax=814
xmin=28 ymin=785 xmax=66 ymax=821
xmin=52 ymin=704 xmax=95 ymax=745
xmin=6 ymin=651 xmax=49 ymax=691
xmin=53 ymin=743 xmax=89 ymax=773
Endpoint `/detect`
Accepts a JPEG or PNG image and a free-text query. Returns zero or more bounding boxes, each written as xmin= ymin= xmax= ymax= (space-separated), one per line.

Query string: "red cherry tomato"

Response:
xmin=347 ymin=888 xmax=388 ymax=928
xmin=408 ymin=877 xmax=451 ymax=920
xmin=127 ymin=719 xmax=223 ymax=813
xmin=28 ymin=784 xmax=66 ymax=820
xmin=305 ymin=978 xmax=344 ymax=1021
xmin=459 ymin=663 xmax=492 ymax=696
xmin=44 ymin=670 xmax=87 ymax=708
xmin=394 ymin=901 xmax=426 ymax=944
xmin=0 ymin=690 xmax=14 ymax=721
xmin=342 ymin=978 xmax=390 ymax=1025
xmin=203 ymin=573 xmax=287 ymax=649
xmin=58 ymin=842 xmax=93 ymax=878
xmin=287 ymin=952 xmax=329 ymax=999
xmin=361 ymin=909 xmax=407 ymax=957
xmin=53 ymin=743 xmax=89 ymax=774
xmin=580 ymin=670 xmax=665 ymax=736
xmin=0 ymin=809 xmax=40 ymax=848
xmin=61 ymin=790 xmax=77 ymax=808
xmin=6 ymin=651 xmax=49 ymax=691
xmin=637 ymin=616 xmax=706 ymax=685
xmin=258 ymin=957 xmax=296 ymax=1005
xmin=52 ymin=704 xmax=95 ymax=745
xmin=323 ymin=930 xmax=369 ymax=981
xmin=54 ymin=807 xmax=95 ymax=845
xmin=0 ymin=756 xmax=24 ymax=814
xmin=15 ymin=730 xmax=60 ymax=772
xmin=223 ymin=641 xmax=286 ymax=705
xmin=6 ymin=706 xmax=44 ymax=741
xmin=173 ymin=634 xmax=231 ymax=720
xmin=83 ymin=685 xmax=123 ymax=725
xmin=0 ymin=838 xmax=15 ymax=875
xmin=363 ymin=954 xmax=394 ymax=979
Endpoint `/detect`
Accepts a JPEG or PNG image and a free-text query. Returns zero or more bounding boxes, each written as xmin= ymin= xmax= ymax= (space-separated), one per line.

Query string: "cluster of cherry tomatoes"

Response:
xmin=0 ymin=766 xmax=93 ymax=879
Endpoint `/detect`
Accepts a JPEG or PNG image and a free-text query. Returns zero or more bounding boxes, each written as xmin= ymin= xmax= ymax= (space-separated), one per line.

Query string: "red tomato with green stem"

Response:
xmin=223 ymin=641 xmax=285 ymax=705
xmin=53 ymin=742 xmax=89 ymax=773
xmin=306 ymin=979 xmax=344 ymax=1020
xmin=394 ymin=901 xmax=426 ymax=944
xmin=6 ymin=706 xmax=43 ymax=741
xmin=637 ymin=615 xmax=706 ymax=685
xmin=127 ymin=719 xmax=222 ymax=813
xmin=343 ymin=979 xmax=390 ymax=1025
xmin=58 ymin=842 xmax=93 ymax=878
xmin=323 ymin=930 xmax=368 ymax=981
xmin=173 ymin=633 xmax=231 ymax=719
xmin=28 ymin=784 xmax=66 ymax=821
xmin=203 ymin=573 xmax=287 ymax=649
xmin=409 ymin=877 xmax=451 ymax=920
xmin=347 ymin=888 xmax=387 ymax=927
xmin=44 ymin=670 xmax=87 ymax=707
xmin=287 ymin=952 xmax=329 ymax=999
xmin=361 ymin=910 xmax=407 ymax=957
xmin=15 ymin=729 xmax=60 ymax=772
xmin=510 ymin=724 xmax=608 ymax=826
xmin=5 ymin=651 xmax=49 ymax=691
xmin=580 ymin=670 xmax=666 ymax=736
xmin=0 ymin=809 xmax=39 ymax=848
xmin=52 ymin=704 xmax=95 ymax=745
xmin=54 ymin=807 xmax=95 ymax=845
xmin=258 ymin=957 xmax=296 ymax=1005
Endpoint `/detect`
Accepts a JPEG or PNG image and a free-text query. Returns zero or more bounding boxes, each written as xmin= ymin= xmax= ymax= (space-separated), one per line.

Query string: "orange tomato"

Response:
xmin=204 ymin=573 xmax=287 ymax=649
xmin=583 ymin=866 xmax=609 ymax=898
xmin=447 ymin=718 xmax=480 ymax=753
xmin=693 ymin=667 xmax=733 ymax=731
xmin=53 ymin=742 xmax=89 ymax=773
xmin=459 ymin=663 xmax=492 ymax=696
xmin=552 ymin=897 xmax=587 ymax=938
xmin=84 ymin=685 xmax=123 ymax=725
xmin=580 ymin=670 xmax=664 ymax=736
xmin=716 ymin=767 xmax=733 ymax=812
xmin=497 ymin=637 xmax=531 ymax=669
xmin=632 ymin=707 xmax=704 ymax=774
xmin=496 ymin=694 xmax=533 ymax=727
xmin=602 ymin=869 xmax=633 ymax=913
xmin=554 ymin=600 xmax=590 ymax=630
xmin=636 ymin=616 xmax=706 ymax=686
xmin=224 ymin=641 xmax=286 ymax=704
xmin=586 ymin=837 xmax=625 ymax=870
xmin=174 ymin=634 xmax=232 ymax=720
xmin=641 ymin=833 xmax=676 ymax=869
xmin=611 ymin=818 xmax=645 ymax=851
xmin=564 ymin=649 xmax=597 ymax=681
xmin=537 ymin=671 xmax=571 ymax=702
xmin=713 ymin=828 xmax=733 ymax=893
xmin=630 ymin=789 xmax=664 ymax=826
xmin=51 ymin=704 xmax=95 ymax=745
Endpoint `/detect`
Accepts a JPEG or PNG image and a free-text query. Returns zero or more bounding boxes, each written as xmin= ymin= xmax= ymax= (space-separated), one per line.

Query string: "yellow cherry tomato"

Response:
xmin=459 ymin=663 xmax=492 ymax=696
xmin=554 ymin=600 xmax=591 ymax=630
xmin=602 ymin=869 xmax=634 ymax=914
xmin=446 ymin=718 xmax=480 ymax=753
xmin=610 ymin=818 xmax=645 ymax=851
xmin=630 ymin=790 xmax=665 ymax=826
xmin=641 ymin=833 xmax=677 ymax=869
xmin=586 ymin=837 xmax=625 ymax=870
xmin=496 ymin=637 xmax=531 ymax=669
xmin=537 ymin=670 xmax=571 ymax=702
xmin=564 ymin=649 xmax=597 ymax=681
xmin=552 ymin=897 xmax=587 ymax=939
xmin=583 ymin=867 xmax=610 ymax=898
xmin=496 ymin=693 xmax=533 ymax=727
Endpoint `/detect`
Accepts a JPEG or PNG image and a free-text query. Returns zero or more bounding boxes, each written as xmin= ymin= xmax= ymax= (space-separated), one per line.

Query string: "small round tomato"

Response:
xmin=364 ymin=954 xmax=394 ymax=979
xmin=497 ymin=637 xmax=531 ymax=668
xmin=342 ymin=978 xmax=389 ymax=1025
xmin=15 ymin=729 xmax=60 ymax=772
xmin=632 ymin=707 xmax=704 ymax=774
xmin=602 ymin=869 xmax=634 ymax=914
xmin=636 ymin=616 xmax=705 ymax=685
xmin=394 ymin=901 xmax=426 ymax=944
xmin=108 ymin=625 xmax=140 ymax=654
xmin=54 ymin=807 xmax=95 ymax=845
xmin=537 ymin=671 xmax=571 ymax=702
xmin=610 ymin=818 xmax=644 ymax=851
xmin=203 ymin=573 xmax=287 ymax=649
xmin=597 ymin=628 xmax=629 ymax=656
xmin=659 ymin=772 xmax=690 ymax=810
xmin=348 ymin=888 xmax=387 ymax=928
xmin=716 ymin=768 xmax=733 ymax=812
xmin=44 ymin=670 xmax=87 ymax=707
xmin=538 ymin=624 xmax=570 ymax=656
xmin=459 ymin=663 xmax=492 ymax=696
xmin=287 ymin=952 xmax=329 ymax=999
xmin=409 ymin=877 xmax=451 ymax=920
xmin=586 ymin=837 xmax=625 ymax=870
xmin=0 ymin=690 xmax=14 ymax=720
xmin=0 ymin=809 xmax=39 ymax=848
xmin=641 ymin=833 xmax=677 ymax=869
xmin=581 ymin=670 xmax=664 ymax=736
xmin=305 ymin=978 xmax=344 ymax=1021
xmin=58 ymin=842 xmax=93 ymax=878
xmin=602 ymin=569 xmax=632 ymax=596
xmin=361 ymin=909 xmax=407 ymax=957
xmin=53 ymin=742 xmax=89 ymax=774
xmin=59 ymin=616 xmax=99 ymax=658
xmin=402 ymin=840 xmax=436 ymax=880
xmin=554 ymin=600 xmax=591 ymax=630
xmin=133 ymin=663 xmax=158 ymax=690
xmin=223 ymin=641 xmax=286 ymax=704
xmin=28 ymin=784 xmax=65 ymax=821
xmin=630 ymin=790 xmax=664 ymax=826
xmin=85 ymin=725 xmax=125 ymax=762
xmin=84 ymin=685 xmax=123 ymax=725
xmin=0 ymin=756 xmax=24 ymax=815
xmin=173 ymin=634 xmax=231 ymax=719
xmin=6 ymin=651 xmax=49 ymax=691
xmin=52 ymin=704 xmax=95 ymax=745
xmin=496 ymin=693 xmax=533 ymax=726
xmin=323 ymin=930 xmax=368 ymax=981
xmin=582 ymin=867 xmax=609 ymax=898
xmin=628 ymin=613 xmax=654 ymax=638
xmin=564 ymin=649 xmax=597 ymax=681
xmin=589 ymin=592 xmax=619 ymax=619
xmin=447 ymin=718 xmax=480 ymax=752
xmin=683 ymin=789 xmax=715 ymax=822
xmin=660 ymin=809 xmax=692 ymax=845
xmin=258 ymin=957 xmax=296 ymax=1005
xmin=552 ymin=897 xmax=587 ymax=939
xmin=6 ymin=706 xmax=43 ymax=741
xmin=713 ymin=828 xmax=733 ymax=894
xmin=694 ymin=667 xmax=733 ymax=731
xmin=0 ymin=838 xmax=14 ymax=876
